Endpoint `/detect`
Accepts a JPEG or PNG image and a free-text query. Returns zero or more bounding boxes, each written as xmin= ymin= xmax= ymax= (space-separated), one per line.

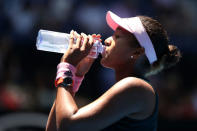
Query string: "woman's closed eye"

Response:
xmin=113 ymin=34 xmax=120 ymax=40
xmin=115 ymin=35 xmax=120 ymax=39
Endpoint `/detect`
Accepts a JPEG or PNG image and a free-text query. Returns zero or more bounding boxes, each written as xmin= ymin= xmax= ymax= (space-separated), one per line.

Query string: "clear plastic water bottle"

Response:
xmin=36 ymin=29 xmax=105 ymax=58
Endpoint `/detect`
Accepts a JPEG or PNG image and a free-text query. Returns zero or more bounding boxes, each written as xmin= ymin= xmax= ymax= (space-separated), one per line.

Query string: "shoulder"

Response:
xmin=114 ymin=77 xmax=155 ymax=95
xmin=112 ymin=77 xmax=156 ymax=119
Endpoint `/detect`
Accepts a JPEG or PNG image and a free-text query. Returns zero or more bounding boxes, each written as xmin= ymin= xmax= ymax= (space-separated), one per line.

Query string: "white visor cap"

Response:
xmin=106 ymin=11 xmax=157 ymax=64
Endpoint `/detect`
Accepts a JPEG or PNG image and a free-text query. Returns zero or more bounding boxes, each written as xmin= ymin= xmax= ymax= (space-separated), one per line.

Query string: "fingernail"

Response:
xmin=74 ymin=31 xmax=78 ymax=37
xmin=70 ymin=31 xmax=74 ymax=37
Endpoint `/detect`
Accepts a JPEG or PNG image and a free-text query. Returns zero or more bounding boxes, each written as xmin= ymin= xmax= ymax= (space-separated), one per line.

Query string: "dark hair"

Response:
xmin=137 ymin=16 xmax=181 ymax=76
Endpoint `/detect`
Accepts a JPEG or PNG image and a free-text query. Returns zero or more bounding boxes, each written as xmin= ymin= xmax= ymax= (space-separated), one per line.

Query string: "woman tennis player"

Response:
xmin=46 ymin=11 xmax=181 ymax=131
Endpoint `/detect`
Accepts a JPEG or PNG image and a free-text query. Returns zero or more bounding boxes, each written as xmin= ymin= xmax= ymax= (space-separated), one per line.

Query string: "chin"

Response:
xmin=100 ymin=57 xmax=106 ymax=66
xmin=100 ymin=57 xmax=113 ymax=68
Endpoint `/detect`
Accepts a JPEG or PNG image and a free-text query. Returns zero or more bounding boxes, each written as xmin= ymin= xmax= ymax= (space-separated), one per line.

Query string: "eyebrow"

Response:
xmin=116 ymin=27 xmax=124 ymax=31
xmin=116 ymin=26 xmax=131 ymax=35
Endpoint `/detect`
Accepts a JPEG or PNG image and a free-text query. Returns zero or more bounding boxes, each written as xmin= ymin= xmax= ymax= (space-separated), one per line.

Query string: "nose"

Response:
xmin=104 ymin=37 xmax=112 ymax=46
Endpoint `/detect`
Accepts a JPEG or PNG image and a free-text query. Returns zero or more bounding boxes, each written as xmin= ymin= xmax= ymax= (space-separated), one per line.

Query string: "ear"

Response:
xmin=130 ymin=47 xmax=145 ymax=60
xmin=133 ymin=47 xmax=145 ymax=56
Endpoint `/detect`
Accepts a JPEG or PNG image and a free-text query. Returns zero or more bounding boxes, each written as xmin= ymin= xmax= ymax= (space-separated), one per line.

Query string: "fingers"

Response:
xmin=96 ymin=34 xmax=102 ymax=41
xmin=92 ymin=34 xmax=102 ymax=42
xmin=69 ymin=30 xmax=75 ymax=47
xmin=69 ymin=30 xmax=81 ymax=48
xmin=74 ymin=31 xmax=80 ymax=37
xmin=76 ymin=33 xmax=82 ymax=48
xmin=97 ymin=34 xmax=101 ymax=37
xmin=81 ymin=33 xmax=89 ymax=51
xmin=92 ymin=34 xmax=97 ymax=38
xmin=88 ymin=34 xmax=94 ymax=46
xmin=69 ymin=31 xmax=101 ymax=55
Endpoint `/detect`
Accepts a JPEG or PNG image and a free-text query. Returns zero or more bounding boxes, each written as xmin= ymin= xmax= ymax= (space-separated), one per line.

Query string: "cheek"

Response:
xmin=101 ymin=49 xmax=115 ymax=67
xmin=101 ymin=52 xmax=112 ymax=67
xmin=101 ymin=50 xmax=120 ymax=68
xmin=101 ymin=41 xmax=127 ymax=67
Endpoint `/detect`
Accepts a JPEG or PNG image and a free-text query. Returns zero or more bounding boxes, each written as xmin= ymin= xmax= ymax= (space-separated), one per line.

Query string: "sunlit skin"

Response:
xmin=46 ymin=29 xmax=155 ymax=131
xmin=101 ymin=27 xmax=136 ymax=68
xmin=101 ymin=27 xmax=145 ymax=81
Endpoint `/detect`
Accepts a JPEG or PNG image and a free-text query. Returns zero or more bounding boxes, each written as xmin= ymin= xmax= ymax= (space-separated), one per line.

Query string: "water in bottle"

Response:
xmin=36 ymin=29 xmax=105 ymax=58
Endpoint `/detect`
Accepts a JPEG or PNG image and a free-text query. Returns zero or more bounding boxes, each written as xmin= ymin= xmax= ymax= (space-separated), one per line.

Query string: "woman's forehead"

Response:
xmin=115 ymin=26 xmax=132 ymax=37
xmin=116 ymin=26 xmax=130 ymax=34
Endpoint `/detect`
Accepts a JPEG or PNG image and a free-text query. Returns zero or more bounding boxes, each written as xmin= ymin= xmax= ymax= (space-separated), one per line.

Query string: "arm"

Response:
xmin=46 ymin=101 xmax=57 ymax=131
xmin=56 ymin=77 xmax=155 ymax=131
xmin=46 ymin=31 xmax=96 ymax=130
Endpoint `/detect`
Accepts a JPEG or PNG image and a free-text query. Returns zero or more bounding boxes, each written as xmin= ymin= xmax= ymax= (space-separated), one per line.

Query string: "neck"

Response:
xmin=114 ymin=61 xmax=144 ymax=82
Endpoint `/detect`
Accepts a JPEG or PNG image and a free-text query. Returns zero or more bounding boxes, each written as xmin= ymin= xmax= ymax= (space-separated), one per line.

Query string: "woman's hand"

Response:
xmin=75 ymin=57 xmax=95 ymax=77
xmin=75 ymin=33 xmax=102 ymax=77
xmin=61 ymin=30 xmax=94 ymax=67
